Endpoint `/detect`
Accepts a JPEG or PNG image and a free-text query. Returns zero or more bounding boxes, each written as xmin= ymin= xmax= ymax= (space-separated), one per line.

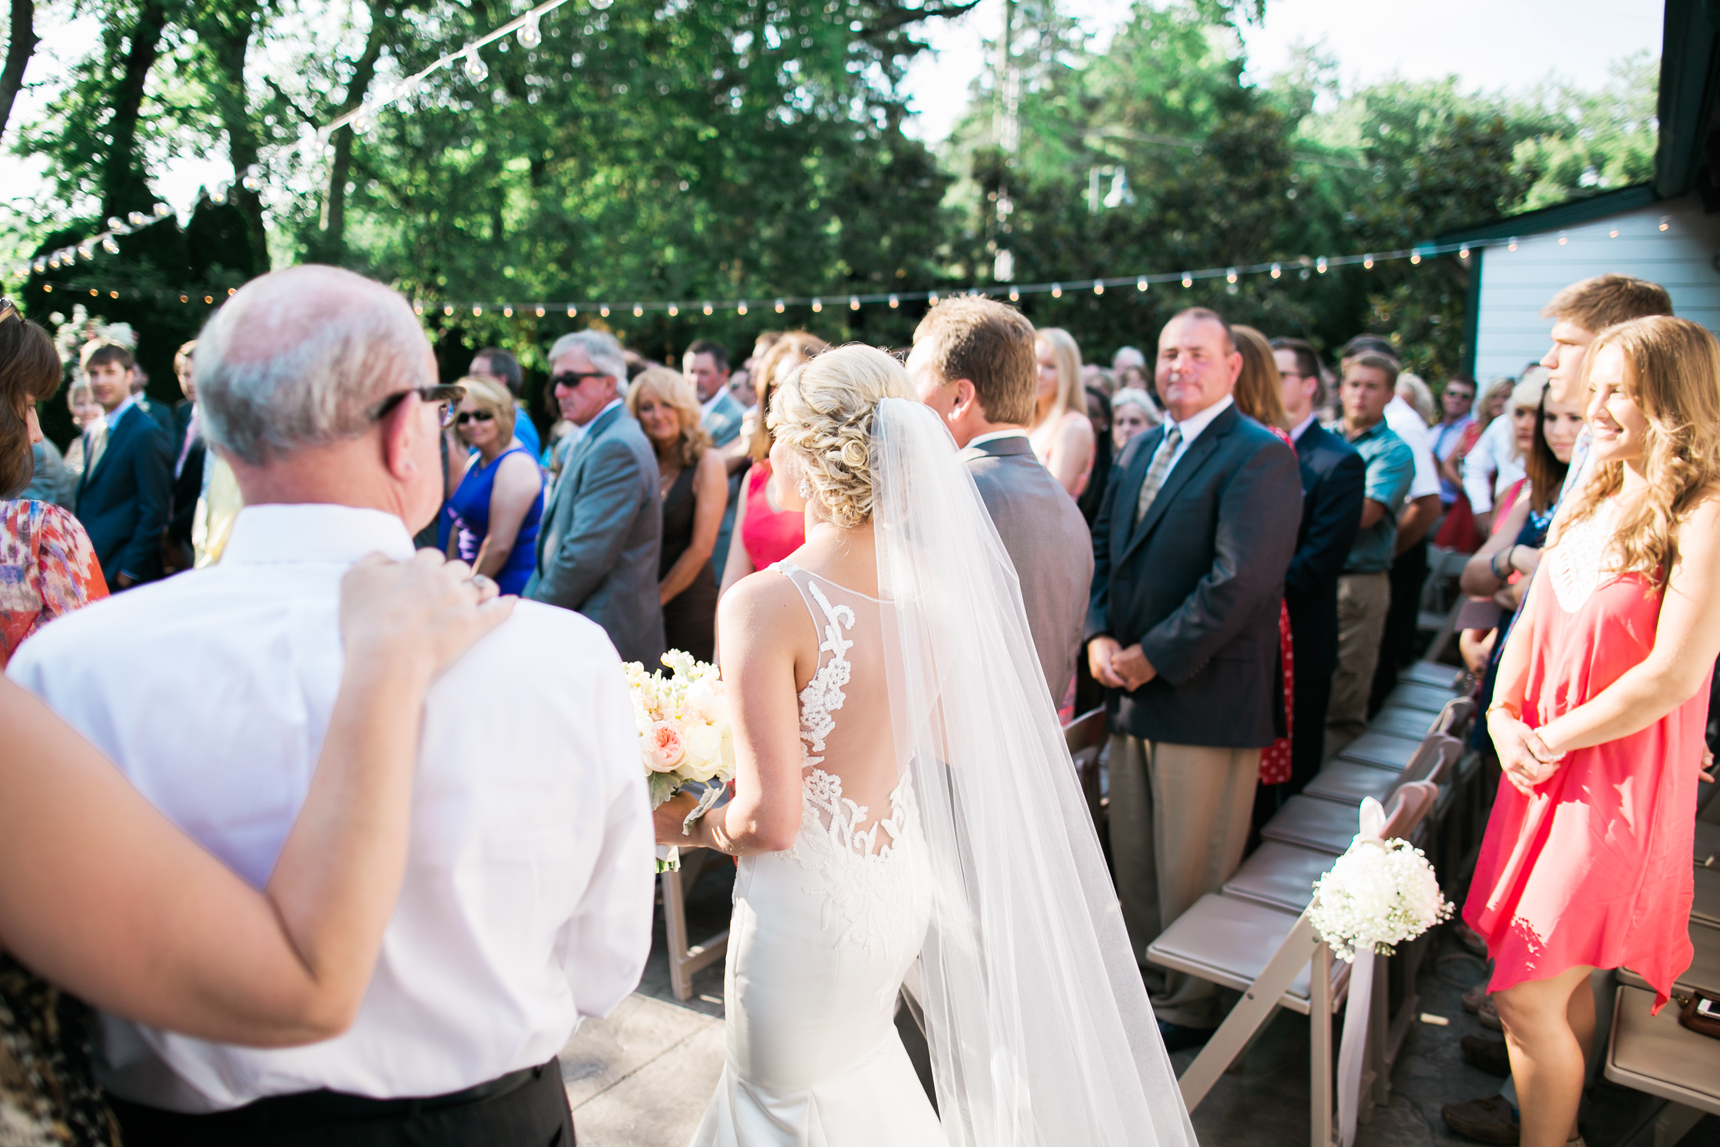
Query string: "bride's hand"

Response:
xmin=653 ymin=791 xmax=702 ymax=846
xmin=340 ymin=551 xmax=516 ymax=680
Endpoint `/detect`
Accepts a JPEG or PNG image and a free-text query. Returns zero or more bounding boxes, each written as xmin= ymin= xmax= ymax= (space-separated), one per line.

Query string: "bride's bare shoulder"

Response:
xmin=719 ymin=567 xmax=813 ymax=654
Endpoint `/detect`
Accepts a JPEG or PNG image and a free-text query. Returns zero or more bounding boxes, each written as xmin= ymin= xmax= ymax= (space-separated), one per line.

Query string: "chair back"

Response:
xmin=1391 ymin=733 xmax=1462 ymax=792
xmin=1063 ymin=707 xmax=1109 ymax=832
xmin=1378 ymin=780 xmax=1440 ymax=842
xmin=1432 ymin=697 xmax=1476 ymax=739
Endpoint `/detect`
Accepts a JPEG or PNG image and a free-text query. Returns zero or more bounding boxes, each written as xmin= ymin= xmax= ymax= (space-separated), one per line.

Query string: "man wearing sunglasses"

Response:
xmin=525 ymin=328 xmax=666 ymax=666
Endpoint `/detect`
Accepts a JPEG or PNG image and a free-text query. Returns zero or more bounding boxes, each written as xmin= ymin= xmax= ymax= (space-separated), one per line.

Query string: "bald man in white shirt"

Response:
xmin=7 ymin=265 xmax=653 ymax=1147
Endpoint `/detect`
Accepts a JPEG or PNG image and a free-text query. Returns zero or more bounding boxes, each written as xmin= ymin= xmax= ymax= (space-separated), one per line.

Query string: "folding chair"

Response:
xmin=1395 ymin=660 xmax=1467 ymax=692
xmin=1695 ymin=865 xmax=1720 ymax=928
xmin=1153 ymin=783 xmax=1440 ymax=1147
xmin=1605 ymin=985 xmax=1720 ymax=1142
xmin=1382 ymin=681 xmax=1458 ymax=714
xmin=1365 ymin=706 xmax=1438 ymax=742
xmin=1331 ymin=730 xmax=1422 ymax=773
xmin=1266 ymin=734 xmax=1460 ymax=852
xmin=1063 ymin=707 xmax=1109 ymax=836
xmin=661 ymin=850 xmax=729 ymax=1002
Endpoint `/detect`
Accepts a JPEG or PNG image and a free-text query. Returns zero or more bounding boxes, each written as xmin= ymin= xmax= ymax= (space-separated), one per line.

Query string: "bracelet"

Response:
xmin=1486 ymin=701 xmax=1521 ymax=721
xmin=1490 ymin=546 xmax=1515 ymax=580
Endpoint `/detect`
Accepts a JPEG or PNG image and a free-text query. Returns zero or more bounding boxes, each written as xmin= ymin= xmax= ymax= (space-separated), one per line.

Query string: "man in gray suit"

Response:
xmin=527 ymin=330 xmax=665 ymax=665
xmin=907 ymin=298 xmax=1092 ymax=706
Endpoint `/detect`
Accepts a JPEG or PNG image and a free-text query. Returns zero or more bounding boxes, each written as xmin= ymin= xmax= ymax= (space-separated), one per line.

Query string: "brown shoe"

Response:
xmin=1479 ymin=997 xmax=1502 ymax=1032
xmin=1461 ymin=1034 xmax=1511 ymax=1077
xmin=1456 ymin=921 xmax=1489 ymax=957
xmin=1442 ymin=1094 xmax=1519 ymax=1144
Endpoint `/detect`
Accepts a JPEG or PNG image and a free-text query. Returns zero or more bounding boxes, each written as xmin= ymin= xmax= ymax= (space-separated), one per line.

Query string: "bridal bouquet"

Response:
xmin=625 ymin=650 xmax=735 ymax=873
xmin=1309 ymin=826 xmax=1453 ymax=962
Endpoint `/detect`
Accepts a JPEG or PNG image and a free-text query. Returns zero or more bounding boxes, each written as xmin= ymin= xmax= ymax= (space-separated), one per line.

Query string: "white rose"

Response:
xmin=679 ymin=723 xmax=726 ymax=782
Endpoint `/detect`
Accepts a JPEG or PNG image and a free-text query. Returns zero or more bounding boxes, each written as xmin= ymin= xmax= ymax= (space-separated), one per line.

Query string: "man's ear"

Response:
xmin=380 ymin=397 xmax=424 ymax=483
xmin=950 ymin=377 xmax=981 ymax=421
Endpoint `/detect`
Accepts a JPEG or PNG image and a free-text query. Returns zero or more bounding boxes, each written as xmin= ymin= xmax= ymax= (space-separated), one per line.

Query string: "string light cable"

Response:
xmin=1 ymin=0 xmax=604 ymax=281
xmin=23 ymin=235 xmax=1596 ymax=316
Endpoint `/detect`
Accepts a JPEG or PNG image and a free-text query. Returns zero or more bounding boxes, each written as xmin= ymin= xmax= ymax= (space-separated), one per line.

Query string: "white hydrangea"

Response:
xmin=1309 ymin=838 xmax=1453 ymax=962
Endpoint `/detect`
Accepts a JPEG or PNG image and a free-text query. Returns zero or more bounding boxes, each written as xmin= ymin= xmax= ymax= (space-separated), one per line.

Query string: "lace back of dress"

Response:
xmin=772 ymin=562 xmax=909 ymax=858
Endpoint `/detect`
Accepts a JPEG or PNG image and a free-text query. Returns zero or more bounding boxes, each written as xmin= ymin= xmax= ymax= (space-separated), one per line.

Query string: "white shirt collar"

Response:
xmin=222 ymin=503 xmax=415 ymax=566
xmin=100 ymin=393 xmax=139 ymax=431
xmin=966 ymin=428 xmax=1030 ymax=448
xmin=700 ymin=387 xmax=728 ymax=415
xmin=583 ymin=396 xmax=624 ymax=428
xmin=1290 ymin=411 xmax=1318 ymax=443
xmin=1166 ymin=393 xmax=1233 ymax=445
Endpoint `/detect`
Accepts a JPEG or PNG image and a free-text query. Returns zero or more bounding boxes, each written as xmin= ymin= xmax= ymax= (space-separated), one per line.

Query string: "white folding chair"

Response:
xmin=1063 ymin=707 xmax=1109 ymax=836
xmin=1605 ymin=985 xmax=1720 ymax=1141
xmin=660 ymin=850 xmax=729 ymax=1002
xmin=1395 ymin=660 xmax=1466 ymax=692
xmin=1152 ymin=783 xmax=1440 ymax=1147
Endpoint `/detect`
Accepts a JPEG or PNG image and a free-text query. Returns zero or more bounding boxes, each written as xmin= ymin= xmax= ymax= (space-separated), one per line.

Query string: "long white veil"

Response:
xmin=871 ymin=398 xmax=1197 ymax=1147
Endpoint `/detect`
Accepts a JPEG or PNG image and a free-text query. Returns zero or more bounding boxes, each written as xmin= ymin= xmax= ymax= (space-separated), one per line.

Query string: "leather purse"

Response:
xmin=1678 ymin=991 xmax=1720 ymax=1040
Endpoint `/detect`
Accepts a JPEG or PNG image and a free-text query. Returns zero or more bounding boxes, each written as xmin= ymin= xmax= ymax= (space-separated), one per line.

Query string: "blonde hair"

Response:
xmin=1231 ymin=325 xmax=1290 ymax=432
xmin=750 ymin=332 xmax=829 ymax=462
xmin=1554 ymin=315 xmax=1720 ymax=587
xmin=456 ymin=375 xmax=516 ymax=446
xmin=1397 ymin=372 xmax=1436 ymax=425
xmin=627 ymin=366 xmax=710 ymax=470
xmin=1032 ymin=327 xmax=1083 ymax=430
xmin=769 ymin=344 xmax=913 ymax=529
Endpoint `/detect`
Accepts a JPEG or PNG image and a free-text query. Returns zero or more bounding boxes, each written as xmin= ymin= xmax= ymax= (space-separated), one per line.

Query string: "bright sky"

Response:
xmin=898 ymin=0 xmax=1666 ymax=143
xmin=1 ymin=0 xmax=1669 ymax=231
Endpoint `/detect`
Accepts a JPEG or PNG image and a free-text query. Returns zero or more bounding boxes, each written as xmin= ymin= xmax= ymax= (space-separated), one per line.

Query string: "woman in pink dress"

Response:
xmin=1028 ymin=327 xmax=1096 ymax=498
xmin=1467 ymin=316 xmax=1720 ymax=1147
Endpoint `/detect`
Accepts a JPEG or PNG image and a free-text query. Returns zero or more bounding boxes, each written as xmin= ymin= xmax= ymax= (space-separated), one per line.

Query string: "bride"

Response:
xmin=654 ymin=344 xmax=1196 ymax=1147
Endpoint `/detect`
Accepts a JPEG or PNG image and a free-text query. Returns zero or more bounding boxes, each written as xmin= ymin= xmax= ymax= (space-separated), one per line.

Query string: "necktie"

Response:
xmin=84 ymin=424 xmax=109 ymax=476
xmin=175 ymin=406 xmax=200 ymax=478
xmin=1133 ymin=425 xmax=1182 ymax=527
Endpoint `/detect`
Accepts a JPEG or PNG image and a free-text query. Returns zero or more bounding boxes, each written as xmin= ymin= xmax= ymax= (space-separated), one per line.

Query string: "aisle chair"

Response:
xmin=1151 ymin=782 xmax=1441 ymax=1147
xmin=1395 ymin=660 xmax=1467 ymax=692
xmin=1303 ymin=733 xmax=1462 ymax=810
xmin=661 ymin=849 xmax=730 ymax=1001
xmin=1263 ymin=734 xmax=1460 ymax=855
xmin=1063 ymin=707 xmax=1109 ymax=837
xmin=1606 ymin=985 xmax=1720 ymax=1143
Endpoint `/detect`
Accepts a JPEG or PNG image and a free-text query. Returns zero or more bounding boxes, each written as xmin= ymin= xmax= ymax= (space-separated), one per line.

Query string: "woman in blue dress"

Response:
xmin=446 ymin=377 xmax=544 ymax=595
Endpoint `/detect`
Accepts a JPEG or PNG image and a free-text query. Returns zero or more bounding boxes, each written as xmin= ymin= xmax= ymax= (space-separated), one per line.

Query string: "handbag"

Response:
xmin=1677 ymin=991 xmax=1720 ymax=1040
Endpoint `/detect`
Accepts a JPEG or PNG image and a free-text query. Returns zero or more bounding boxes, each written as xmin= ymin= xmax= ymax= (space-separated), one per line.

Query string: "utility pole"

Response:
xmin=993 ymin=0 xmax=1018 ymax=283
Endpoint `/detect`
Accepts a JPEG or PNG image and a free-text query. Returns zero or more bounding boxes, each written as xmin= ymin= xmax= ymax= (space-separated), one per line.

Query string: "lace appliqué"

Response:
xmin=775 ymin=565 xmax=918 ymax=961
xmin=1547 ymin=500 xmax=1621 ymax=613
xmin=793 ymin=770 xmax=919 ymax=962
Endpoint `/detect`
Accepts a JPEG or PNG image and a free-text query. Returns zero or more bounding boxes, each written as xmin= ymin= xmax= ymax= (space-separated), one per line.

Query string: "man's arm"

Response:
xmin=1284 ymin=449 xmax=1365 ymax=598
xmin=531 ymin=438 xmax=648 ymax=610
xmin=1461 ymin=420 xmax=1500 ymax=514
xmin=1137 ymin=439 xmax=1302 ymax=686
xmin=116 ymin=427 xmax=173 ymax=585
xmin=1395 ymin=493 xmax=1443 ymax=554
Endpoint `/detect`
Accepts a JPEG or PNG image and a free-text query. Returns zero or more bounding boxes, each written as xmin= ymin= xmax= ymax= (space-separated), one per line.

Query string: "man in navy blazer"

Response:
xmin=1270 ymin=339 xmax=1366 ymax=801
xmin=76 ymin=344 xmax=172 ymax=588
xmin=1085 ymin=308 xmax=1302 ymax=1046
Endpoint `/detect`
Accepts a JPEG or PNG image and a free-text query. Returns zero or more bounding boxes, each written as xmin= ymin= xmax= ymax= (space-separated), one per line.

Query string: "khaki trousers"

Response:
xmin=1108 ymin=735 xmax=1259 ymax=1028
xmin=1325 ymin=571 xmax=1392 ymax=761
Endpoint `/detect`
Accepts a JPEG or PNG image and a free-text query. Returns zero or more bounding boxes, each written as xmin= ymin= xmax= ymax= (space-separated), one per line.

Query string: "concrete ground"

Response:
xmin=560 ymin=858 xmax=1720 ymax=1147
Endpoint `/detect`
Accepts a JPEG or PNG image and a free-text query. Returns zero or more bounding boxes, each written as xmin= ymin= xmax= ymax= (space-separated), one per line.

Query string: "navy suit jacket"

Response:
xmin=167 ymin=400 xmax=206 ymax=550
xmin=76 ymin=403 xmax=172 ymax=585
xmin=1085 ymin=404 xmax=1302 ymax=747
xmin=1283 ymin=421 xmax=1367 ymax=675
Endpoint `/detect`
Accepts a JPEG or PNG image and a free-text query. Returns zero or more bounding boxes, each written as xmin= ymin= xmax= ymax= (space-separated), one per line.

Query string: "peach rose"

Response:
xmin=646 ymin=722 xmax=687 ymax=772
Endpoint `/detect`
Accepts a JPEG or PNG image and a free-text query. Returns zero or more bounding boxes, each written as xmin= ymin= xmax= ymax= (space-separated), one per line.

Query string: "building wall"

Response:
xmin=1471 ymin=194 xmax=1720 ymax=382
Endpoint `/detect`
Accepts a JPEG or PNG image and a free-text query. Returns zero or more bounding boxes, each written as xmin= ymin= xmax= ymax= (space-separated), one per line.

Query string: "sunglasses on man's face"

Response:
xmin=551 ymin=371 xmax=611 ymax=390
xmin=454 ymin=409 xmax=495 ymax=426
xmin=368 ymin=384 xmax=467 ymax=427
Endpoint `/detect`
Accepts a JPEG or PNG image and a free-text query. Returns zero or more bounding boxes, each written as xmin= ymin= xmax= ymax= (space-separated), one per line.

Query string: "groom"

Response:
xmin=10 ymin=266 xmax=654 ymax=1145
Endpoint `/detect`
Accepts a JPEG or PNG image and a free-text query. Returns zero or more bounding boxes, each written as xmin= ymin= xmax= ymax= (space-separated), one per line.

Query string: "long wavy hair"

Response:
xmin=0 ymin=304 xmax=62 ymax=498
xmin=1553 ymin=315 xmax=1720 ymax=586
xmin=1032 ymin=327 xmax=1084 ymax=431
xmin=628 ymin=366 xmax=710 ymax=471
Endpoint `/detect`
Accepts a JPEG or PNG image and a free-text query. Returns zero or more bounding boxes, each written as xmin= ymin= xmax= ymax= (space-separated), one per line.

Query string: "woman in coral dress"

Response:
xmin=1466 ymin=316 xmax=1720 ymax=1147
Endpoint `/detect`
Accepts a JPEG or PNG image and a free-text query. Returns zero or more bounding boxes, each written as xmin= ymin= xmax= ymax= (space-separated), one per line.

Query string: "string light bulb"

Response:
xmin=1363 ymin=254 xmax=1375 ymax=269
xmin=32 ymin=257 xmax=45 ymax=273
xmin=633 ymin=303 xmax=644 ymax=317
xmin=599 ymin=304 xmax=610 ymax=317
xmin=1658 ymin=217 xmax=1670 ymax=231
xmin=702 ymin=301 xmax=713 ymax=315
xmin=414 ymin=303 xmax=424 ymax=315
xmin=463 ymin=47 xmax=489 ymax=83
xmin=241 ymin=164 xmax=263 ymax=192
xmin=1409 ymin=251 xmax=1421 ymax=264
xmin=927 ymin=291 xmax=938 ymax=305
xmin=1050 ymin=283 xmax=1062 ymax=298
xmin=774 ymin=298 xmax=785 ymax=313
xmin=1225 ymin=267 xmax=1237 ymax=284
xmin=567 ymin=305 xmax=577 ymax=317
xmin=849 ymin=295 xmax=860 ymax=310
xmin=1092 ymin=281 xmax=1104 ymax=295
xmin=888 ymin=294 xmax=900 ymax=308
xmin=517 ymin=13 xmax=543 ymax=49
xmin=1008 ymin=286 xmax=1020 ymax=301
xmin=811 ymin=298 xmax=822 ymax=312
xmin=473 ymin=305 xmax=483 ymax=316
xmin=101 ymin=236 xmax=120 ymax=254
xmin=444 ymin=304 xmax=455 ymax=315
xmin=1181 ymin=273 xmax=1193 ymax=288
xmin=1269 ymin=263 xmax=1281 ymax=279
xmin=737 ymin=301 xmax=747 ymax=315
xmin=1136 ymin=276 xmax=1148 ymax=291
xmin=1316 ymin=256 xmax=1328 ymax=274
xmin=1507 ymin=238 xmax=1518 ymax=251
xmin=77 ymin=243 xmax=94 ymax=260
xmin=503 ymin=305 xmax=513 ymax=317
xmin=536 ymin=305 xmax=546 ymax=317
xmin=667 ymin=303 xmax=678 ymax=316
xmin=1459 ymin=246 xmax=1470 ymax=260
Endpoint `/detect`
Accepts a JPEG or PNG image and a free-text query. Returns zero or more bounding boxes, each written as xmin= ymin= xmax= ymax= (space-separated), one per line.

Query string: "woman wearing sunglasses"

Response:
xmin=446 ymin=377 xmax=545 ymax=595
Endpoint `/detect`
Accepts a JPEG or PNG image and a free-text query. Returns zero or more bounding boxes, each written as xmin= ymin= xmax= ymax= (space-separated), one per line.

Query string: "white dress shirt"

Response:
xmin=1157 ymin=393 xmax=1234 ymax=479
xmin=8 ymin=503 xmax=653 ymax=1112
xmin=1383 ymin=395 xmax=1442 ymax=501
xmin=1460 ymin=414 xmax=1526 ymax=514
xmin=1289 ymin=411 xmax=1318 ymax=445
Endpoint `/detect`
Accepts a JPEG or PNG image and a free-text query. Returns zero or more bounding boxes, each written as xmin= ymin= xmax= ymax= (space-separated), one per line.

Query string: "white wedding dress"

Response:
xmin=693 ymin=399 xmax=1198 ymax=1147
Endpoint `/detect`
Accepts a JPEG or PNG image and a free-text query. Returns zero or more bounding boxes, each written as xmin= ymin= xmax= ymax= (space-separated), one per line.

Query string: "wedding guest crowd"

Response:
xmin=6 ymin=247 xmax=1715 ymax=1147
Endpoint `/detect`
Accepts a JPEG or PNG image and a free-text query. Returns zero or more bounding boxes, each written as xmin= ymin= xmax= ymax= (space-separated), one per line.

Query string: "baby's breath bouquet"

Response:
xmin=1309 ymin=834 xmax=1453 ymax=962
xmin=625 ymin=650 xmax=735 ymax=872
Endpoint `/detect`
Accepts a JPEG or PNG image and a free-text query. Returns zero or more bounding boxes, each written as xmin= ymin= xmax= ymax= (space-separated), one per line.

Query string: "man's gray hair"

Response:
xmin=194 ymin=266 xmax=432 ymax=466
xmin=549 ymin=329 xmax=627 ymax=388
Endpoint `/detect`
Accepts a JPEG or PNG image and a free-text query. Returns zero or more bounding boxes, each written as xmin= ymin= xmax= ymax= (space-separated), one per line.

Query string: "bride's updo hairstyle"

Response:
xmin=769 ymin=343 xmax=913 ymax=529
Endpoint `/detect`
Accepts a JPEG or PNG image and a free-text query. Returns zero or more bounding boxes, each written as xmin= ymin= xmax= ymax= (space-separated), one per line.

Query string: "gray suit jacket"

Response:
xmin=527 ymin=403 xmax=666 ymax=665
xmin=962 ymin=434 xmax=1094 ymax=705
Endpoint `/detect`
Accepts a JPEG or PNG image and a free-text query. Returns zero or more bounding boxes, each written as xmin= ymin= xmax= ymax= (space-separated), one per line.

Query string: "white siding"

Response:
xmin=1472 ymin=194 xmax=1720 ymax=382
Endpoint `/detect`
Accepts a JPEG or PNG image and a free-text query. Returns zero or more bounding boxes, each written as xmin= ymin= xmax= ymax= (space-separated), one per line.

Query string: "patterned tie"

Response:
xmin=1133 ymin=425 xmax=1182 ymax=527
